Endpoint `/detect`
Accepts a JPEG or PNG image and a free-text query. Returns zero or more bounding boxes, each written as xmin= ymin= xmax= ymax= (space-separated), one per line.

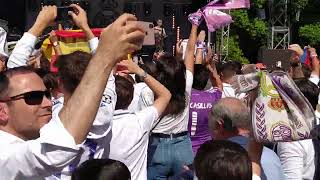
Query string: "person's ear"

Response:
xmin=0 ymin=103 xmax=9 ymax=125
xmin=220 ymin=72 xmax=224 ymax=78
xmin=217 ymin=119 xmax=224 ymax=129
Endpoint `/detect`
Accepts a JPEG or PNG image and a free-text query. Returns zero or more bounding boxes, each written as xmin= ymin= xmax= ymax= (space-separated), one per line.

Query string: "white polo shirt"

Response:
xmin=0 ymin=113 xmax=81 ymax=180
xmin=108 ymin=106 xmax=159 ymax=180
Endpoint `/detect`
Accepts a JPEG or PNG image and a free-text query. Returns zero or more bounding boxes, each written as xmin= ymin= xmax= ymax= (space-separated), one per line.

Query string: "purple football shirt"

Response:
xmin=188 ymin=88 xmax=222 ymax=154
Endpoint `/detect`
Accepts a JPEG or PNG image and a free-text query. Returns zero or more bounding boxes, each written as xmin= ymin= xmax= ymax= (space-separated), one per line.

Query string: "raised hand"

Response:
xmin=117 ymin=59 xmax=143 ymax=75
xmin=29 ymin=6 xmax=57 ymax=37
xmin=68 ymin=4 xmax=89 ymax=30
xmin=176 ymin=39 xmax=183 ymax=56
xmin=96 ymin=14 xmax=145 ymax=63
xmin=49 ymin=30 xmax=58 ymax=44
xmin=197 ymin=30 xmax=206 ymax=42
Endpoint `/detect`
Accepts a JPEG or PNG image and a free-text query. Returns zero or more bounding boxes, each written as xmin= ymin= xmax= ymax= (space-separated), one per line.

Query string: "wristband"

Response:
xmin=311 ymin=53 xmax=318 ymax=58
xmin=196 ymin=41 xmax=206 ymax=49
xmin=138 ymin=70 xmax=148 ymax=80
xmin=52 ymin=41 xmax=59 ymax=47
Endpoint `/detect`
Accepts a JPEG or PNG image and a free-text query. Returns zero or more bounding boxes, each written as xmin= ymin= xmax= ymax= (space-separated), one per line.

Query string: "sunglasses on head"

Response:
xmin=1 ymin=90 xmax=51 ymax=105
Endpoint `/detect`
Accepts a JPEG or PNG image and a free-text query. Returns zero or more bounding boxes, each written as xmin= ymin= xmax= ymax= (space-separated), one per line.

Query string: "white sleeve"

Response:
xmin=88 ymin=37 xmax=99 ymax=54
xmin=252 ymin=174 xmax=261 ymax=180
xmin=277 ymin=142 xmax=304 ymax=180
xmin=309 ymin=73 xmax=319 ymax=86
xmin=87 ymin=73 xmax=116 ymax=139
xmin=0 ymin=113 xmax=81 ymax=179
xmin=7 ymin=32 xmax=37 ymax=68
xmin=139 ymin=86 xmax=154 ymax=109
xmin=186 ymin=70 xmax=194 ymax=96
xmin=136 ymin=106 xmax=159 ymax=131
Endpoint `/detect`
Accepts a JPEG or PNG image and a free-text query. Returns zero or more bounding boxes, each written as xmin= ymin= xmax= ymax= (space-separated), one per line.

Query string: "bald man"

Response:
xmin=208 ymin=97 xmax=286 ymax=180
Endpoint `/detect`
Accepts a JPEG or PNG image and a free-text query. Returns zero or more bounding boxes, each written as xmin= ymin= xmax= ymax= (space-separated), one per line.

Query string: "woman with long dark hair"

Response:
xmin=147 ymin=24 xmax=198 ymax=179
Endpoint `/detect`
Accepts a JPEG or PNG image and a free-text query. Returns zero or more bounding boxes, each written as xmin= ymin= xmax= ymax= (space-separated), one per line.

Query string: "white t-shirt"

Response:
xmin=108 ymin=106 xmax=159 ymax=180
xmin=309 ymin=73 xmax=319 ymax=86
xmin=277 ymin=139 xmax=315 ymax=180
xmin=221 ymin=82 xmax=246 ymax=99
xmin=128 ymin=82 xmax=154 ymax=112
xmin=152 ymin=70 xmax=193 ymax=134
xmin=308 ymin=74 xmax=320 ymax=124
xmin=51 ymin=74 xmax=116 ymax=179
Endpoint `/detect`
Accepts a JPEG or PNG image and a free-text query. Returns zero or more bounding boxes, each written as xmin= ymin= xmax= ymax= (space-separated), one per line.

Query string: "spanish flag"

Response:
xmin=41 ymin=28 xmax=102 ymax=72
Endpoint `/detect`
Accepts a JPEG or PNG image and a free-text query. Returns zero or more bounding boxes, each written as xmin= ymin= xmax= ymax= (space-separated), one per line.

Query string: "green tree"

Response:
xmin=225 ymin=9 xmax=268 ymax=63
xmin=221 ymin=0 xmax=315 ymax=63
xmin=251 ymin=0 xmax=267 ymax=9
xmin=299 ymin=23 xmax=320 ymax=47
xmin=227 ymin=36 xmax=250 ymax=64
xmin=291 ymin=0 xmax=310 ymax=10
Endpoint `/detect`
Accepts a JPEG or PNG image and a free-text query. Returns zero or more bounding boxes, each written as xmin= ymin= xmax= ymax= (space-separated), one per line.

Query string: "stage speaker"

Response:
xmin=258 ymin=49 xmax=293 ymax=71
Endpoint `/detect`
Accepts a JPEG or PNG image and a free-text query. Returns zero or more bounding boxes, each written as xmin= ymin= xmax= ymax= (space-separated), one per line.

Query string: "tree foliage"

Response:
xmin=291 ymin=0 xmax=310 ymax=10
xmin=225 ymin=9 xmax=268 ymax=63
xmin=231 ymin=10 xmax=268 ymax=41
xmin=227 ymin=36 xmax=250 ymax=64
xmin=222 ymin=0 xmax=316 ymax=63
xmin=299 ymin=23 xmax=320 ymax=47
xmin=251 ymin=0 xmax=267 ymax=8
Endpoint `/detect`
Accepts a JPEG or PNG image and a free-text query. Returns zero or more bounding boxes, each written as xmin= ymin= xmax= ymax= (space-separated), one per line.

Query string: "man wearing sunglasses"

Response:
xmin=0 ymin=8 xmax=145 ymax=180
xmin=3 ymin=5 xmax=116 ymax=179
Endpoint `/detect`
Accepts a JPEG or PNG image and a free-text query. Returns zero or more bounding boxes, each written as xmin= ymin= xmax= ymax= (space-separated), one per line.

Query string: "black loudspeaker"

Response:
xmin=92 ymin=0 xmax=120 ymax=28
xmin=258 ymin=49 xmax=293 ymax=71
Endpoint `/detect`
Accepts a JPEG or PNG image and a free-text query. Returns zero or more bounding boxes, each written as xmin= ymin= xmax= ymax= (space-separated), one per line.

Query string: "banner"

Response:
xmin=41 ymin=28 xmax=102 ymax=61
xmin=206 ymin=0 xmax=250 ymax=10
xmin=41 ymin=29 xmax=102 ymax=72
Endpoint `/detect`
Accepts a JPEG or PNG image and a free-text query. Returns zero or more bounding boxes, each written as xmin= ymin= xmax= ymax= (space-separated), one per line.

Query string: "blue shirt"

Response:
xmin=228 ymin=136 xmax=287 ymax=180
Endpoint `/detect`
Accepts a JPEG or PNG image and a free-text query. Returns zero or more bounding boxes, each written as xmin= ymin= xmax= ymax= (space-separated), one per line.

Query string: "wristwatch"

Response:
xmin=138 ymin=70 xmax=148 ymax=80
xmin=310 ymin=52 xmax=318 ymax=58
xmin=52 ymin=41 xmax=59 ymax=47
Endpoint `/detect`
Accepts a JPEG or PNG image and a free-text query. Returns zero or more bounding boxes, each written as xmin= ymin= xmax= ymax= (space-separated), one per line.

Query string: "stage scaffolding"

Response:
xmin=268 ymin=0 xmax=291 ymax=49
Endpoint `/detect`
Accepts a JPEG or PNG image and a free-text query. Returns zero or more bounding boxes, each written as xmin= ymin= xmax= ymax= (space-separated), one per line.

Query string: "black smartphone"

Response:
xmin=56 ymin=6 xmax=74 ymax=22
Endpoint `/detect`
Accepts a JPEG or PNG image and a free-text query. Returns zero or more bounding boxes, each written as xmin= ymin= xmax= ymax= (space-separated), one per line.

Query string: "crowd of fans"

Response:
xmin=0 ymin=4 xmax=319 ymax=180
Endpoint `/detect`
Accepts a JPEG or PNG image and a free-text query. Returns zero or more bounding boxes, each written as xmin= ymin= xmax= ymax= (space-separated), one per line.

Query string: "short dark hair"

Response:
xmin=217 ymin=61 xmax=236 ymax=80
xmin=301 ymin=64 xmax=311 ymax=79
xmin=0 ymin=66 xmax=35 ymax=99
xmin=55 ymin=51 xmax=91 ymax=94
xmin=294 ymin=78 xmax=319 ymax=110
xmin=230 ymin=61 xmax=242 ymax=75
xmin=193 ymin=64 xmax=209 ymax=90
xmin=34 ymin=68 xmax=58 ymax=91
xmin=40 ymin=51 xmax=51 ymax=72
xmin=72 ymin=159 xmax=131 ymax=180
xmin=115 ymin=75 xmax=134 ymax=110
xmin=43 ymin=73 xmax=59 ymax=91
xmin=156 ymin=54 xmax=186 ymax=116
xmin=194 ymin=140 xmax=252 ymax=180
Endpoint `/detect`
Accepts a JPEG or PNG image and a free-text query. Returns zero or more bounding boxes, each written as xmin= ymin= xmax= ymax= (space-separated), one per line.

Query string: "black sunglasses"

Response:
xmin=1 ymin=90 xmax=51 ymax=105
